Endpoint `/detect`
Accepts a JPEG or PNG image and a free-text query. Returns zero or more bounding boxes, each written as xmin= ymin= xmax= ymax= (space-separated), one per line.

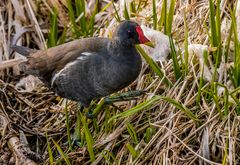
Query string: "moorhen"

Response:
xmin=12 ymin=20 xmax=153 ymax=108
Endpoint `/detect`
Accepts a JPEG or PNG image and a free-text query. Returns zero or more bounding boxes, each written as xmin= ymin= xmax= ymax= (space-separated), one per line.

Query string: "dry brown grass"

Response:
xmin=0 ymin=0 xmax=240 ymax=164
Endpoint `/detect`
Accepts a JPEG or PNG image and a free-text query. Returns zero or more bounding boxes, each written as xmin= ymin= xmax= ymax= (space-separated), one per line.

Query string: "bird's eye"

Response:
xmin=127 ymin=30 xmax=134 ymax=38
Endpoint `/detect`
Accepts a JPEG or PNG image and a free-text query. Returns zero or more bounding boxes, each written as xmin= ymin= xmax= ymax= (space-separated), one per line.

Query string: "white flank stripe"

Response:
xmin=81 ymin=52 xmax=92 ymax=56
xmin=51 ymin=60 xmax=78 ymax=87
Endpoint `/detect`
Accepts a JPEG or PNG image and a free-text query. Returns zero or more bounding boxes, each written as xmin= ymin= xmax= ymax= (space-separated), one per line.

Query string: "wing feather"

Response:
xmin=15 ymin=38 xmax=109 ymax=83
xmin=51 ymin=52 xmax=101 ymax=106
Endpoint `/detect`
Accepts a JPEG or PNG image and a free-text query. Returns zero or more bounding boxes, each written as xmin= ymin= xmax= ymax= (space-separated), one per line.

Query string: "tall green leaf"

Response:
xmin=47 ymin=7 xmax=58 ymax=48
xmin=136 ymin=45 xmax=173 ymax=87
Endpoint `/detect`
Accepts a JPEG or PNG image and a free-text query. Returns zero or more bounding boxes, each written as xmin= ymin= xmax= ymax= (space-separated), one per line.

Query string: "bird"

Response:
xmin=12 ymin=20 xmax=154 ymax=108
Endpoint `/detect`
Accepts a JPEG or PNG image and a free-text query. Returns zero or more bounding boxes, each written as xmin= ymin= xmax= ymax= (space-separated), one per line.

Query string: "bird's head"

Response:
xmin=113 ymin=20 xmax=154 ymax=48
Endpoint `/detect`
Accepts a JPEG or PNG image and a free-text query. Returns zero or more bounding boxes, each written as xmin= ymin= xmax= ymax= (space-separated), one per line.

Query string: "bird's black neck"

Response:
xmin=110 ymin=37 xmax=135 ymax=50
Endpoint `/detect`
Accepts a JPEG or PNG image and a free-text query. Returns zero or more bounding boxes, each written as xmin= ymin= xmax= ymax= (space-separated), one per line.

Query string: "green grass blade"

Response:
xmin=222 ymin=140 xmax=228 ymax=165
xmin=144 ymin=127 xmax=155 ymax=143
xmin=183 ymin=10 xmax=189 ymax=75
xmin=136 ymin=0 xmax=144 ymax=11
xmin=100 ymin=1 xmax=112 ymax=13
xmin=126 ymin=143 xmax=139 ymax=158
xmin=130 ymin=1 xmax=136 ymax=15
xmin=161 ymin=97 xmax=199 ymax=121
xmin=152 ymin=0 xmax=157 ymax=30
xmin=231 ymin=7 xmax=240 ymax=87
xmin=75 ymin=0 xmax=81 ymax=16
xmin=207 ymin=0 xmax=223 ymax=68
xmin=108 ymin=96 xmax=161 ymax=122
xmin=196 ymin=58 xmax=205 ymax=105
xmin=64 ymin=101 xmax=72 ymax=151
xmin=73 ymin=109 xmax=82 ymax=147
xmin=88 ymin=0 xmax=99 ymax=36
xmin=108 ymin=96 xmax=198 ymax=151
xmin=215 ymin=0 xmax=222 ymax=66
xmin=224 ymin=17 xmax=233 ymax=63
xmin=104 ymin=107 xmax=112 ymax=133
xmin=209 ymin=0 xmax=218 ymax=47
xmin=215 ymin=83 xmax=229 ymax=116
xmin=92 ymin=98 xmax=106 ymax=116
xmin=81 ymin=114 xmax=95 ymax=162
xmin=126 ymin=123 xmax=138 ymax=144
xmin=230 ymin=87 xmax=240 ymax=115
xmin=58 ymin=27 xmax=67 ymax=45
xmin=75 ymin=0 xmax=87 ymax=36
xmin=166 ymin=0 xmax=176 ymax=35
xmin=108 ymin=96 xmax=199 ymax=122
xmin=52 ymin=139 xmax=71 ymax=165
xmin=101 ymin=149 xmax=117 ymax=163
xmin=159 ymin=0 xmax=167 ymax=33
xmin=202 ymin=89 xmax=222 ymax=118
xmin=136 ymin=45 xmax=173 ymax=87
xmin=67 ymin=0 xmax=79 ymax=37
xmin=104 ymin=150 xmax=117 ymax=163
xmin=124 ymin=0 xmax=130 ymax=20
xmin=169 ymin=35 xmax=182 ymax=79
xmin=46 ymin=134 xmax=54 ymax=165
xmin=47 ymin=7 xmax=58 ymax=48
xmin=112 ymin=0 xmax=121 ymax=22
xmin=109 ymin=94 xmax=198 ymax=122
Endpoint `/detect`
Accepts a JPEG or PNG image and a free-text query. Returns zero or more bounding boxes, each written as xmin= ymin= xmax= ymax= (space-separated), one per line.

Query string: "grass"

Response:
xmin=183 ymin=10 xmax=189 ymax=75
xmin=81 ymin=113 xmax=95 ymax=162
xmin=47 ymin=7 xmax=58 ymax=48
xmin=136 ymin=45 xmax=173 ymax=87
xmin=152 ymin=0 xmax=157 ymax=30
xmin=64 ymin=101 xmax=72 ymax=151
xmin=1 ymin=0 xmax=240 ymax=164
xmin=52 ymin=139 xmax=71 ymax=165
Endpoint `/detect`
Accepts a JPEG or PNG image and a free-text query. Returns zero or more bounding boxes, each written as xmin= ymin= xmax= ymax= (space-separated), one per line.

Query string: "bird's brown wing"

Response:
xmin=13 ymin=38 xmax=109 ymax=83
xmin=11 ymin=45 xmax=37 ymax=56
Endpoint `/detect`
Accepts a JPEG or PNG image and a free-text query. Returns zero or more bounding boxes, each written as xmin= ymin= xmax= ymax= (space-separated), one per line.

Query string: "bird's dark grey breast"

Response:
xmin=101 ymin=48 xmax=142 ymax=92
xmin=52 ymin=47 xmax=142 ymax=107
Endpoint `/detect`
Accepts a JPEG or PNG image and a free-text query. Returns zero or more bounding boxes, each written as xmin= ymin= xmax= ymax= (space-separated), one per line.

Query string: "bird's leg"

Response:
xmin=88 ymin=90 xmax=145 ymax=117
xmin=86 ymin=108 xmax=94 ymax=119
xmin=105 ymin=90 xmax=146 ymax=104
xmin=83 ymin=90 xmax=145 ymax=118
xmin=75 ymin=101 xmax=96 ymax=119
xmin=90 ymin=98 xmax=106 ymax=117
xmin=84 ymin=101 xmax=97 ymax=119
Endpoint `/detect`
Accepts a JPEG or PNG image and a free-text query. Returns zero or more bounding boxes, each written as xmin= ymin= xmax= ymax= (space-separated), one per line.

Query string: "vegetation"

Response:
xmin=0 ymin=0 xmax=240 ymax=164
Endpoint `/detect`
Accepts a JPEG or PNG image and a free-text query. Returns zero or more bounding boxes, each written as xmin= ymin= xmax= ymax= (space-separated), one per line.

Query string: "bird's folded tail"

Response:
xmin=11 ymin=45 xmax=36 ymax=56
xmin=0 ymin=45 xmax=33 ymax=70
xmin=11 ymin=45 xmax=38 ymax=74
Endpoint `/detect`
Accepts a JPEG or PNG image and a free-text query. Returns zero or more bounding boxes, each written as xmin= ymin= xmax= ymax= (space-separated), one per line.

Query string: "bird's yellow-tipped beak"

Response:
xmin=143 ymin=41 xmax=155 ymax=48
xmin=136 ymin=26 xmax=155 ymax=48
